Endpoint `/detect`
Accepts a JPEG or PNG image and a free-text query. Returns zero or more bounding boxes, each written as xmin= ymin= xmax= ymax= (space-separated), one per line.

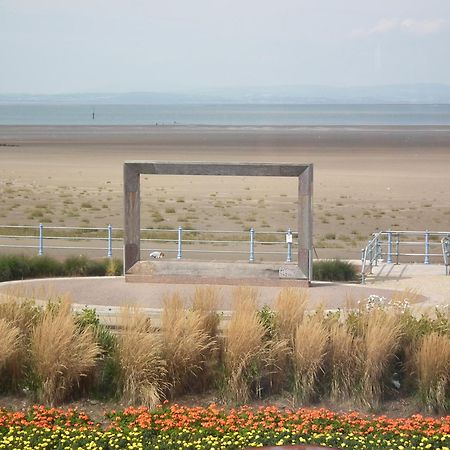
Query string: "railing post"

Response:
xmin=107 ymin=224 xmax=113 ymax=258
xmin=424 ymin=230 xmax=430 ymax=264
xmin=286 ymin=228 xmax=292 ymax=262
xmin=374 ymin=235 xmax=379 ymax=266
xmin=177 ymin=226 xmax=183 ymax=260
xmin=249 ymin=227 xmax=255 ymax=263
xmin=38 ymin=223 xmax=43 ymax=256
xmin=361 ymin=248 xmax=366 ymax=284
xmin=395 ymin=233 xmax=400 ymax=265
xmin=387 ymin=230 xmax=393 ymax=263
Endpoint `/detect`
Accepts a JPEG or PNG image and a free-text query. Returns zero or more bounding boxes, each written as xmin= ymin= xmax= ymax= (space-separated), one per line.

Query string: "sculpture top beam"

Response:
xmin=124 ymin=161 xmax=310 ymax=178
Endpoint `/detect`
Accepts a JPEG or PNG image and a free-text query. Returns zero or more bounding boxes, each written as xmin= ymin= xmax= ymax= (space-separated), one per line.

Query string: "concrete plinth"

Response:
xmin=125 ymin=260 xmax=309 ymax=287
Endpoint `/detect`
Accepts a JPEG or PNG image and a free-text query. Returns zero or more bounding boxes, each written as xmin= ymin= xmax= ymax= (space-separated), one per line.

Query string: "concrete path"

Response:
xmin=1 ymin=262 xmax=448 ymax=322
xmin=0 ymin=276 xmax=417 ymax=312
xmin=365 ymin=263 xmax=450 ymax=308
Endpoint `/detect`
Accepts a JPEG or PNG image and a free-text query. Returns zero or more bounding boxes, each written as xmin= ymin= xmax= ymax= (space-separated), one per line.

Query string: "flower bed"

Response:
xmin=0 ymin=405 xmax=449 ymax=449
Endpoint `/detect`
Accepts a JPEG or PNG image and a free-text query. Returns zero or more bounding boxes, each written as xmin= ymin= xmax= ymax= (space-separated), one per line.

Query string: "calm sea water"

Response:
xmin=0 ymin=104 xmax=449 ymax=126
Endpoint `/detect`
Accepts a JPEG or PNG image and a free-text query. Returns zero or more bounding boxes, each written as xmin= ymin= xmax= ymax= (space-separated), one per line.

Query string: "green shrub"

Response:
xmin=0 ymin=254 xmax=122 ymax=281
xmin=313 ymin=259 xmax=357 ymax=282
xmin=75 ymin=307 xmax=118 ymax=398
xmin=0 ymin=255 xmax=30 ymax=281
xmin=29 ymin=256 xmax=64 ymax=278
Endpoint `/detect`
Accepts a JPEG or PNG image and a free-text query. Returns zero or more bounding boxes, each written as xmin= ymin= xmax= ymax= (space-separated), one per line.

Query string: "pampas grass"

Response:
xmin=30 ymin=301 xmax=100 ymax=404
xmin=162 ymin=293 xmax=214 ymax=396
xmin=416 ymin=332 xmax=450 ymax=412
xmin=292 ymin=313 xmax=328 ymax=404
xmin=116 ymin=306 xmax=166 ymax=407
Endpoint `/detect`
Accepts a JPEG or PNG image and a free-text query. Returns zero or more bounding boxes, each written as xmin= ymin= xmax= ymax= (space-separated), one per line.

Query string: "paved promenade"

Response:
xmin=0 ymin=262 xmax=447 ymax=321
xmin=0 ymin=275 xmax=425 ymax=311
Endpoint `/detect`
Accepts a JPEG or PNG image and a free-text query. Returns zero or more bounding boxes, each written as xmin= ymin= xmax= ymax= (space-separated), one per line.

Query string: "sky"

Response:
xmin=1 ymin=0 xmax=449 ymax=94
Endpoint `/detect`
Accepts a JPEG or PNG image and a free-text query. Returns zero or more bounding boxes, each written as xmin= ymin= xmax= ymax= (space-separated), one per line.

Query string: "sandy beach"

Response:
xmin=0 ymin=125 xmax=449 ymax=260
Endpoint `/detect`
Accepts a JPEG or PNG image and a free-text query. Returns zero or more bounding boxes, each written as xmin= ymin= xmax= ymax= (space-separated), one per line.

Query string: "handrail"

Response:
xmin=0 ymin=223 xmax=298 ymax=263
xmin=361 ymin=230 xmax=450 ymax=283
xmin=442 ymin=236 xmax=450 ymax=276
xmin=361 ymin=231 xmax=382 ymax=284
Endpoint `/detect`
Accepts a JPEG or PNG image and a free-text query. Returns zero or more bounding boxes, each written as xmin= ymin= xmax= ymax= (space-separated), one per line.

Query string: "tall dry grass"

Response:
xmin=116 ymin=306 xmax=166 ymax=407
xmin=360 ymin=310 xmax=403 ymax=408
xmin=267 ymin=288 xmax=309 ymax=392
xmin=191 ymin=286 xmax=221 ymax=338
xmin=0 ymin=318 xmax=21 ymax=371
xmin=0 ymin=296 xmax=41 ymax=387
xmin=224 ymin=287 xmax=273 ymax=402
xmin=30 ymin=301 xmax=100 ymax=404
xmin=292 ymin=313 xmax=328 ymax=404
xmin=416 ymin=332 xmax=450 ymax=412
xmin=274 ymin=288 xmax=308 ymax=344
xmin=223 ymin=287 xmax=288 ymax=404
xmin=328 ymin=322 xmax=363 ymax=402
xmin=161 ymin=293 xmax=215 ymax=396
xmin=191 ymin=286 xmax=221 ymax=389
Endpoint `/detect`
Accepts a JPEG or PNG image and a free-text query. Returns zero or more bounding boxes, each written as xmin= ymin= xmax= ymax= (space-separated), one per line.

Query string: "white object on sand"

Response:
xmin=149 ymin=251 xmax=165 ymax=259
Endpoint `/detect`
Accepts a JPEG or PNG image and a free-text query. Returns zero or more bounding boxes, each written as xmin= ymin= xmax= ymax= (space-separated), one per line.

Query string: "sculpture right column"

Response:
xmin=298 ymin=164 xmax=313 ymax=282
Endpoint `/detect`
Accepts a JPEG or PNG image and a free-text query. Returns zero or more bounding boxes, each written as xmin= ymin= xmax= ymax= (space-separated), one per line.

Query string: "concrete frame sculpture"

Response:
xmin=124 ymin=161 xmax=313 ymax=280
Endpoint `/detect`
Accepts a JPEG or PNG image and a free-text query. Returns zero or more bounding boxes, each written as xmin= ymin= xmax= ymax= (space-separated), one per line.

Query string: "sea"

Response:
xmin=0 ymin=104 xmax=449 ymax=126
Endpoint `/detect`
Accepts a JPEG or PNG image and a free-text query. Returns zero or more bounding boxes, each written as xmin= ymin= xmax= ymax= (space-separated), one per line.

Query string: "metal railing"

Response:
xmin=361 ymin=230 xmax=450 ymax=283
xmin=442 ymin=236 xmax=450 ymax=276
xmin=0 ymin=223 xmax=298 ymax=263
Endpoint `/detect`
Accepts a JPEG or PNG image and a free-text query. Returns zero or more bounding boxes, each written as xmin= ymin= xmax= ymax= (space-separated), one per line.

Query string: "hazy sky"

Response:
xmin=1 ymin=0 xmax=449 ymax=94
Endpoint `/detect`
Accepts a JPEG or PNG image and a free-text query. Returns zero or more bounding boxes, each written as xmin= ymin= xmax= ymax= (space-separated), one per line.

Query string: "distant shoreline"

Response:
xmin=1 ymin=104 xmax=449 ymax=127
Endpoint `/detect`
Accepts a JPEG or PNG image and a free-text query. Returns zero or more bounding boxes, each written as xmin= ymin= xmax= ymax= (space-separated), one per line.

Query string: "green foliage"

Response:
xmin=257 ymin=305 xmax=276 ymax=340
xmin=74 ymin=307 xmax=118 ymax=399
xmin=0 ymin=255 xmax=30 ymax=281
xmin=0 ymin=254 xmax=123 ymax=281
xmin=313 ymin=259 xmax=358 ymax=282
xmin=64 ymin=256 xmax=106 ymax=276
xmin=29 ymin=256 xmax=64 ymax=278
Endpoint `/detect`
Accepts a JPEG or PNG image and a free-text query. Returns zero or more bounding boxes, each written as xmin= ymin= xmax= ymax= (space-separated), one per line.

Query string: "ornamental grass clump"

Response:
xmin=0 ymin=296 xmax=41 ymax=388
xmin=116 ymin=306 xmax=166 ymax=407
xmin=0 ymin=318 xmax=21 ymax=372
xmin=274 ymin=287 xmax=308 ymax=344
xmin=360 ymin=309 xmax=403 ymax=408
xmin=292 ymin=313 xmax=328 ymax=404
xmin=269 ymin=288 xmax=309 ymax=392
xmin=224 ymin=287 xmax=268 ymax=403
xmin=416 ymin=332 xmax=450 ymax=413
xmin=328 ymin=321 xmax=363 ymax=402
xmin=30 ymin=301 xmax=100 ymax=404
xmin=191 ymin=286 xmax=221 ymax=390
xmin=191 ymin=286 xmax=221 ymax=339
xmin=162 ymin=293 xmax=215 ymax=396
